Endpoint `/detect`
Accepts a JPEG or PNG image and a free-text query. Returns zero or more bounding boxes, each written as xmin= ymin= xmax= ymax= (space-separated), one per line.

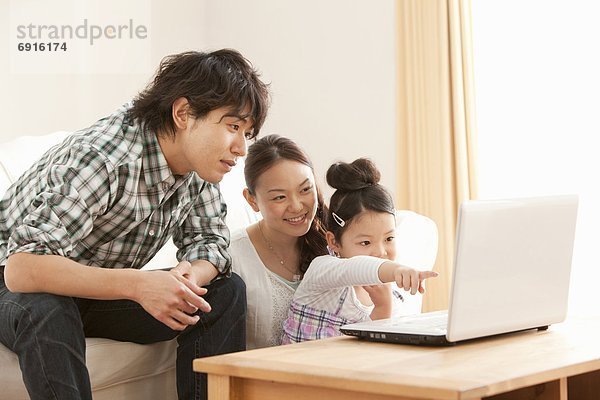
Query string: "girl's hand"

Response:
xmin=364 ymin=284 xmax=392 ymax=320
xmin=392 ymin=267 xmax=438 ymax=295
xmin=363 ymin=283 xmax=392 ymax=306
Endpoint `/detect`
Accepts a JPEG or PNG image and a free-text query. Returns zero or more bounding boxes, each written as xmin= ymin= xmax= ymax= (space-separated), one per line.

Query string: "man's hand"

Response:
xmin=178 ymin=259 xmax=220 ymax=287
xmin=5 ymin=254 xmax=218 ymax=332
xmin=134 ymin=261 xmax=211 ymax=331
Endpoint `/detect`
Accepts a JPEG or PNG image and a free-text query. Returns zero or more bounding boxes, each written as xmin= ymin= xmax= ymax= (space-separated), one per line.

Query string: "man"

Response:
xmin=0 ymin=49 xmax=270 ymax=400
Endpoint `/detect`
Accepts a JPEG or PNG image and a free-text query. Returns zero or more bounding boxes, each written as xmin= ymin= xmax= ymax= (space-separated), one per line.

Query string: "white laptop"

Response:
xmin=340 ymin=195 xmax=579 ymax=345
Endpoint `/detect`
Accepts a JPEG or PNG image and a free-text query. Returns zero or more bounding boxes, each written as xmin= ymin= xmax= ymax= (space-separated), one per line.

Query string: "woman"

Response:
xmin=230 ymin=134 xmax=328 ymax=349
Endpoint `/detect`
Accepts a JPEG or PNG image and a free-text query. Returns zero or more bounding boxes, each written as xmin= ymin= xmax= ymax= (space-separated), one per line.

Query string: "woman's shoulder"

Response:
xmin=303 ymin=255 xmax=339 ymax=277
xmin=229 ymin=227 xmax=256 ymax=257
xmin=230 ymin=226 xmax=251 ymax=243
xmin=230 ymin=225 xmax=264 ymax=275
xmin=309 ymin=255 xmax=340 ymax=268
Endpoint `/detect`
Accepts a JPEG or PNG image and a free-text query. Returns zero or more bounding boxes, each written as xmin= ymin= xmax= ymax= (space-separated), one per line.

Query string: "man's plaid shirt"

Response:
xmin=0 ymin=104 xmax=231 ymax=274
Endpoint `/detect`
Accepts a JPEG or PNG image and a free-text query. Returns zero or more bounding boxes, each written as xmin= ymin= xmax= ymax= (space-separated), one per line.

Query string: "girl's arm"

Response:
xmin=304 ymin=256 xmax=438 ymax=294
xmin=366 ymin=262 xmax=438 ymax=320
xmin=302 ymin=255 xmax=384 ymax=291
xmin=378 ymin=261 xmax=438 ymax=295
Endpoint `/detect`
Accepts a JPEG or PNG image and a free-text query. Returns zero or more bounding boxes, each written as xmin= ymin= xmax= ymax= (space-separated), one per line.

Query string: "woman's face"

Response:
xmin=245 ymin=159 xmax=318 ymax=239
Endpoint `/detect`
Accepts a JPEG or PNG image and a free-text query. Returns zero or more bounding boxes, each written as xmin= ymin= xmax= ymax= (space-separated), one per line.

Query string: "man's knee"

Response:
xmin=219 ymin=273 xmax=246 ymax=303
xmin=205 ymin=273 xmax=246 ymax=315
xmin=10 ymin=293 xmax=82 ymax=333
xmin=227 ymin=272 xmax=246 ymax=295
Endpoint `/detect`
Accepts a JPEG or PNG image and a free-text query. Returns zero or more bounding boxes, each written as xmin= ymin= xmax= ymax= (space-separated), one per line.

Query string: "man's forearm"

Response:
xmin=4 ymin=252 xmax=141 ymax=300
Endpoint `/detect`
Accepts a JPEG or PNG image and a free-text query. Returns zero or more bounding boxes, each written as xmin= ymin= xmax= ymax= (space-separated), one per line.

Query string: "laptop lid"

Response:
xmin=446 ymin=195 xmax=578 ymax=342
xmin=340 ymin=195 xmax=578 ymax=345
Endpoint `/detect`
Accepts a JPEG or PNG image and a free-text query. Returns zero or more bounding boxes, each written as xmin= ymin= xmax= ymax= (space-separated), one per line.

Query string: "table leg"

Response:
xmin=207 ymin=374 xmax=233 ymax=400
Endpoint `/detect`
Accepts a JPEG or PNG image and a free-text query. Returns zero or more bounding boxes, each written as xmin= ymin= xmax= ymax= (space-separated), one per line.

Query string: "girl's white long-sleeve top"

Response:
xmin=281 ymin=255 xmax=386 ymax=343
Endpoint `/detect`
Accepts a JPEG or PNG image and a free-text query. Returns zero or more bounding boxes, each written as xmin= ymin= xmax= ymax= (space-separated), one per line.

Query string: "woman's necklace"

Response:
xmin=257 ymin=220 xmax=302 ymax=282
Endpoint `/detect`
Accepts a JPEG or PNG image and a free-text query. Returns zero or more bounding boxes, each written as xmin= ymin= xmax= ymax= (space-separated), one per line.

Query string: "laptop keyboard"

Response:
xmin=390 ymin=311 xmax=448 ymax=329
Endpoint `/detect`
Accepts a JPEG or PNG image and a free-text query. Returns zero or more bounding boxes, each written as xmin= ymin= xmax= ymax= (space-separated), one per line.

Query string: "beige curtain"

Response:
xmin=396 ymin=0 xmax=478 ymax=312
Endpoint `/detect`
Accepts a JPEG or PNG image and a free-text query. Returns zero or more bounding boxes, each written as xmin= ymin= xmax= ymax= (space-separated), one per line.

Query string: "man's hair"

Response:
xmin=128 ymin=49 xmax=270 ymax=139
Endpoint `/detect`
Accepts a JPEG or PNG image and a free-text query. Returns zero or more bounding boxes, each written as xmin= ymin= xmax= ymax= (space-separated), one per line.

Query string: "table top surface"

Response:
xmin=194 ymin=315 xmax=600 ymax=399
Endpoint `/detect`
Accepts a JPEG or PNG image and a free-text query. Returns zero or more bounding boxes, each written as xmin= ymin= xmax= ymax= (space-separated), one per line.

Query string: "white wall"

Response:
xmin=1 ymin=0 xmax=398 ymax=199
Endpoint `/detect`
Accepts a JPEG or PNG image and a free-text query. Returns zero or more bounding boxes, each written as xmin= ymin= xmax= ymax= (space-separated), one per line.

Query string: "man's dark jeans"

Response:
xmin=0 ymin=267 xmax=246 ymax=400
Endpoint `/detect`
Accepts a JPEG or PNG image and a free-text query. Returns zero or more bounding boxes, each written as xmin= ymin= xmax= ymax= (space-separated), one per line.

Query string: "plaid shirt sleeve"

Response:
xmin=7 ymin=144 xmax=114 ymax=258
xmin=173 ymin=182 xmax=231 ymax=277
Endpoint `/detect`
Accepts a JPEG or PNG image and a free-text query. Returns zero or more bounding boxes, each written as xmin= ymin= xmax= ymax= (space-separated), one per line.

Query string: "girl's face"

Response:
xmin=327 ymin=210 xmax=396 ymax=260
xmin=244 ymin=159 xmax=318 ymax=239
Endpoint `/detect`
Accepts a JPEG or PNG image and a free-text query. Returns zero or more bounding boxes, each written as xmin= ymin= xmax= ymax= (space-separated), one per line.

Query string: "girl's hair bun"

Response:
xmin=326 ymin=158 xmax=381 ymax=192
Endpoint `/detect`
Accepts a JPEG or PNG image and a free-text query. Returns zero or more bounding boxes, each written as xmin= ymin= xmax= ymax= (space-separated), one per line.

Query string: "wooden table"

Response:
xmin=194 ymin=316 xmax=600 ymax=399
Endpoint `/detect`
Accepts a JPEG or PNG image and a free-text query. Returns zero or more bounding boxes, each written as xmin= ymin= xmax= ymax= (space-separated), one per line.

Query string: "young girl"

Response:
xmin=282 ymin=158 xmax=438 ymax=343
xmin=230 ymin=135 xmax=329 ymax=349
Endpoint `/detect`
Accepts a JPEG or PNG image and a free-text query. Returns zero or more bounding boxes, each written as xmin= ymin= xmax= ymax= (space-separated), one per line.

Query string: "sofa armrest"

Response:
xmin=0 ymin=131 xmax=70 ymax=198
xmin=395 ymin=210 xmax=438 ymax=270
xmin=0 ymin=132 xmax=70 ymax=183
xmin=392 ymin=210 xmax=439 ymax=316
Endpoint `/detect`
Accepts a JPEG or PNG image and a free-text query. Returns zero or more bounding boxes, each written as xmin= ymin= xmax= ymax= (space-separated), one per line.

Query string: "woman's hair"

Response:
xmin=128 ymin=49 xmax=270 ymax=139
xmin=326 ymin=158 xmax=395 ymax=240
xmin=245 ymin=134 xmax=328 ymax=274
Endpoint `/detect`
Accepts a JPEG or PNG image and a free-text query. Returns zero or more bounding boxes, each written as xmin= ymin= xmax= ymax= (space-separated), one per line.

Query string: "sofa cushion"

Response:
xmin=0 ymin=336 xmax=177 ymax=399
xmin=86 ymin=338 xmax=177 ymax=390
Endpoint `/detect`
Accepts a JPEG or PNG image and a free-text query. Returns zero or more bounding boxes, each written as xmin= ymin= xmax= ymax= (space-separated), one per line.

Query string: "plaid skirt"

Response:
xmin=282 ymin=287 xmax=364 ymax=344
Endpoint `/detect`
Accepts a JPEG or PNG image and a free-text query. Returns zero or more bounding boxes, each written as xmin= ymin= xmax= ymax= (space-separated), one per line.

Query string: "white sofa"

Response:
xmin=0 ymin=132 xmax=437 ymax=399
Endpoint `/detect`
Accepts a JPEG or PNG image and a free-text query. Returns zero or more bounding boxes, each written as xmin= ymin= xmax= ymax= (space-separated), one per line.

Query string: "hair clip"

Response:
xmin=331 ymin=212 xmax=345 ymax=227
